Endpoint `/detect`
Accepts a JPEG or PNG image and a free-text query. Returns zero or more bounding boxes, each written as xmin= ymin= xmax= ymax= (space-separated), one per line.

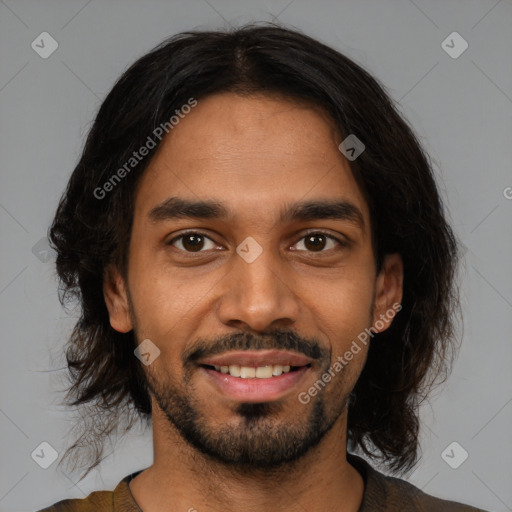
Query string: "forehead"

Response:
xmin=135 ymin=92 xmax=370 ymax=228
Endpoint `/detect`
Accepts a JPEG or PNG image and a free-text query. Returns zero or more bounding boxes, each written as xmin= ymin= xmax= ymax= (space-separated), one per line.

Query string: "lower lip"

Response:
xmin=201 ymin=366 xmax=311 ymax=403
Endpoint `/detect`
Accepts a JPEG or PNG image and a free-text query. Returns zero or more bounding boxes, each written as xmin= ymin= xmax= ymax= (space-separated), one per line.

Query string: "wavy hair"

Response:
xmin=49 ymin=23 xmax=461 ymax=480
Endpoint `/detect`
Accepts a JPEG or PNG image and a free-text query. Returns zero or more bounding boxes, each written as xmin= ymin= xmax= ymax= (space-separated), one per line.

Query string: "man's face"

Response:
xmin=105 ymin=92 xmax=402 ymax=470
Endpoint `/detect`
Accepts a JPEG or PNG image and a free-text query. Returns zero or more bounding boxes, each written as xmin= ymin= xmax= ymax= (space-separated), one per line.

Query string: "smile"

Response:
xmin=201 ymin=363 xmax=311 ymax=379
xmin=200 ymin=364 xmax=311 ymax=403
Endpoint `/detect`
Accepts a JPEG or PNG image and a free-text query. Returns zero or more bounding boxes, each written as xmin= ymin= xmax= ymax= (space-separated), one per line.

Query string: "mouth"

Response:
xmin=197 ymin=350 xmax=314 ymax=403
xmin=200 ymin=363 xmax=312 ymax=379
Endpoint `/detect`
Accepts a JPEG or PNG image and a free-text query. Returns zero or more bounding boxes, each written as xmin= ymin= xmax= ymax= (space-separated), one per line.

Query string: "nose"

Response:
xmin=216 ymin=241 xmax=301 ymax=332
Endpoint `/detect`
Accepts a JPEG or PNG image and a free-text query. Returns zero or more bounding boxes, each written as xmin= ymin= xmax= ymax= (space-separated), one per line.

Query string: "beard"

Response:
xmin=140 ymin=329 xmax=352 ymax=473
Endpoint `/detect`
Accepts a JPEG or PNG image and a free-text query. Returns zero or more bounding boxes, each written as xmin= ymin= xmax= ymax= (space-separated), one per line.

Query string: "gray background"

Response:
xmin=1 ymin=1 xmax=511 ymax=511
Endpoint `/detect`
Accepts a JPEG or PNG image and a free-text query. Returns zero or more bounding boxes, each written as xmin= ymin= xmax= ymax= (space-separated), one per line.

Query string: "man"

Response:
xmin=38 ymin=24 xmax=488 ymax=511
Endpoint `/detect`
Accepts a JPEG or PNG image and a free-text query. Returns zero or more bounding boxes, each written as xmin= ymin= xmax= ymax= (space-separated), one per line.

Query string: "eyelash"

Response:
xmin=167 ymin=230 xmax=349 ymax=254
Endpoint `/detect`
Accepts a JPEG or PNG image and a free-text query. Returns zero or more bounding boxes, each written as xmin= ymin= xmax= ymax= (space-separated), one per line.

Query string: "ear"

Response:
xmin=103 ymin=264 xmax=133 ymax=333
xmin=371 ymin=253 xmax=403 ymax=333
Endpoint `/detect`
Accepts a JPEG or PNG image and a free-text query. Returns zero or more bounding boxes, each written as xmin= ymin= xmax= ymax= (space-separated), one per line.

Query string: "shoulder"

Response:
xmin=35 ymin=470 xmax=142 ymax=512
xmin=36 ymin=489 xmax=114 ymax=511
xmin=348 ymin=453 xmax=489 ymax=512
xmin=376 ymin=472 xmax=487 ymax=511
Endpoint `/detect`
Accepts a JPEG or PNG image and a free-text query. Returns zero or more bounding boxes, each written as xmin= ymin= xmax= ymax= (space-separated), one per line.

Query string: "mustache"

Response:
xmin=183 ymin=329 xmax=329 ymax=366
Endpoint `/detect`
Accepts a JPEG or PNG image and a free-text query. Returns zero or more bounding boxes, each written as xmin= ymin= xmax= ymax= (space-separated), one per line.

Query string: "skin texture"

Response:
xmin=103 ymin=92 xmax=403 ymax=512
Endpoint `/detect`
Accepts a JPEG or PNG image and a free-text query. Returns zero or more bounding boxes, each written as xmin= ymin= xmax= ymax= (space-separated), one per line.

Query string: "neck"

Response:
xmin=129 ymin=407 xmax=364 ymax=512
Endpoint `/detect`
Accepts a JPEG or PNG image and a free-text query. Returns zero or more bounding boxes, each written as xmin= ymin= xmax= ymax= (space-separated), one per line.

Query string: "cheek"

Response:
xmin=126 ymin=245 xmax=189 ymax=324
xmin=307 ymin=262 xmax=374 ymax=366
xmin=306 ymin=268 xmax=375 ymax=333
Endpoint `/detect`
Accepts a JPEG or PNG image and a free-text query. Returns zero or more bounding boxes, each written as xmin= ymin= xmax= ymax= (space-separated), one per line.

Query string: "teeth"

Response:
xmin=228 ymin=364 xmax=241 ymax=377
xmin=240 ymin=366 xmax=256 ymax=378
xmin=255 ymin=365 xmax=273 ymax=378
xmin=272 ymin=364 xmax=283 ymax=376
xmin=211 ymin=364 xmax=296 ymax=379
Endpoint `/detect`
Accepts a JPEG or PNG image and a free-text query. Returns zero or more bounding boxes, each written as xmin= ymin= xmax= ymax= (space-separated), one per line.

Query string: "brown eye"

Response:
xmin=294 ymin=232 xmax=344 ymax=252
xmin=304 ymin=234 xmax=328 ymax=251
xmin=169 ymin=232 xmax=216 ymax=252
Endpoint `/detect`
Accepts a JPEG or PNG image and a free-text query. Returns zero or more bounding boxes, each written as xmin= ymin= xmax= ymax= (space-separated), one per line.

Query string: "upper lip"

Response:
xmin=198 ymin=350 xmax=313 ymax=368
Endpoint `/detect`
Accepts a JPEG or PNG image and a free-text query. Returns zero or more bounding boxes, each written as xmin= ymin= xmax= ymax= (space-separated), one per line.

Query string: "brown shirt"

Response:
xmin=37 ymin=454 xmax=489 ymax=511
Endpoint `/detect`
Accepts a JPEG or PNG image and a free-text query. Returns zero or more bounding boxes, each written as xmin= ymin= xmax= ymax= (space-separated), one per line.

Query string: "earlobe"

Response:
xmin=103 ymin=264 xmax=133 ymax=333
xmin=372 ymin=253 xmax=403 ymax=333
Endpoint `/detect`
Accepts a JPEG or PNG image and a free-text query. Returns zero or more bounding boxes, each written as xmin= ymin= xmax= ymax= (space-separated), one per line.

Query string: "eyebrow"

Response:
xmin=149 ymin=196 xmax=365 ymax=232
